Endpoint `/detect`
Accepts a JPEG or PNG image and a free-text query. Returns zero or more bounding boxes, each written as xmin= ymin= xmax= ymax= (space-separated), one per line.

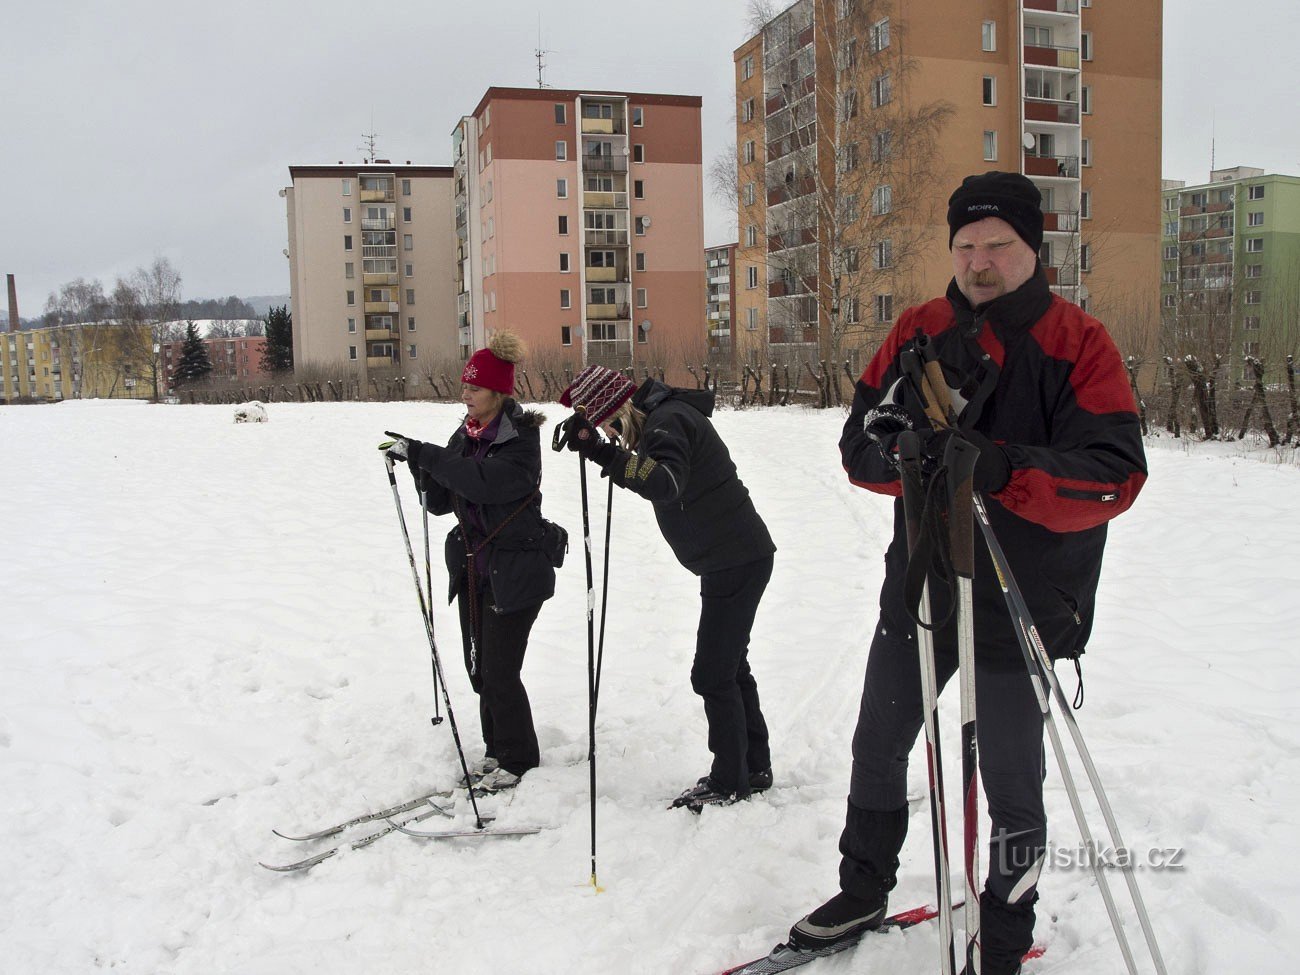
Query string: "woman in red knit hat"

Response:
xmin=386 ymin=330 xmax=556 ymax=793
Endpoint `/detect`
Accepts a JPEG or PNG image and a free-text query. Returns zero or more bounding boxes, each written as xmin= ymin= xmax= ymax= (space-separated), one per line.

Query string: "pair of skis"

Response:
xmin=259 ymin=788 xmax=543 ymax=873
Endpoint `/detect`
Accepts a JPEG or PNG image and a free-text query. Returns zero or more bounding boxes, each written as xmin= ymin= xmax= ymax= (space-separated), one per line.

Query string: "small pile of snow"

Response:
xmin=233 ymin=401 xmax=267 ymax=423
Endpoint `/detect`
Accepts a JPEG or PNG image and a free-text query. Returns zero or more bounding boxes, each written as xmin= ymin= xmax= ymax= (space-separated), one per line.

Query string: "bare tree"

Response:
xmin=109 ymin=258 xmax=183 ymax=401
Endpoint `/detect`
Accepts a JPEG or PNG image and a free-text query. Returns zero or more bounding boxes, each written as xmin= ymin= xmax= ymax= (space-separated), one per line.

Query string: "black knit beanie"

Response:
xmin=947 ymin=171 xmax=1044 ymax=253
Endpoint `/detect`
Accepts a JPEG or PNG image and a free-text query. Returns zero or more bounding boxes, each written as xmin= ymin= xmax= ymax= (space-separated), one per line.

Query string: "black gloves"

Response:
xmin=863 ymin=404 xmax=915 ymax=456
xmin=962 ymin=429 xmax=1011 ymax=493
xmin=560 ymin=414 xmax=617 ymax=466
xmin=866 ymin=409 xmax=1010 ymax=492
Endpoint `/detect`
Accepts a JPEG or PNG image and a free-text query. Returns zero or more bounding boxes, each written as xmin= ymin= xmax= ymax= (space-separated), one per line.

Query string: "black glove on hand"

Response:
xmin=863 ymin=404 xmax=915 ymax=458
xmin=962 ymin=429 xmax=1011 ymax=493
xmin=562 ymin=413 xmax=616 ymax=466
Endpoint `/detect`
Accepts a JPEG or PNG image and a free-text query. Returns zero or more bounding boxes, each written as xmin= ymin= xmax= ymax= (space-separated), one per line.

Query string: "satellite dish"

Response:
xmin=573 ymin=325 xmax=586 ymax=339
xmin=1022 ymin=132 xmax=1036 ymax=150
xmin=641 ymin=216 xmax=652 ymax=228
xmin=640 ymin=320 xmax=652 ymax=331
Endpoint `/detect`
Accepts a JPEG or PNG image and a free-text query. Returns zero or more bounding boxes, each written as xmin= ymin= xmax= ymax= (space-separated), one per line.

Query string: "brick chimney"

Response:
xmin=6 ymin=274 xmax=17 ymax=332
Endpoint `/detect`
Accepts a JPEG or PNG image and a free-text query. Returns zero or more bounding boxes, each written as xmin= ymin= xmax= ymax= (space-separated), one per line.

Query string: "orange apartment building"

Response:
xmin=454 ymin=88 xmax=708 ymax=379
xmin=732 ymin=0 xmax=1162 ymax=371
xmin=161 ymin=334 xmax=269 ymax=390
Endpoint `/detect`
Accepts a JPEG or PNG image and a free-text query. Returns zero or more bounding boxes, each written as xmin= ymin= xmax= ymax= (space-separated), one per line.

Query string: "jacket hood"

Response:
xmin=632 ymin=379 xmax=715 ymax=418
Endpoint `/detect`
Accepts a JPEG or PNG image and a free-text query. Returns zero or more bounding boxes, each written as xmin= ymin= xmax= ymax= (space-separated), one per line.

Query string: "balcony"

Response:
xmin=1042 ymin=210 xmax=1080 ymax=232
xmin=1025 ymin=0 xmax=1079 ymax=11
xmin=363 ymin=273 xmax=399 ymax=286
xmin=1024 ymin=44 xmax=1080 ymax=69
xmin=582 ymin=154 xmax=628 ymax=173
xmin=768 ymin=227 xmax=817 ymax=252
xmin=360 ymin=189 xmax=395 ymax=203
xmin=766 ymin=122 xmax=817 ymax=162
xmin=585 ymin=229 xmax=629 ymax=247
xmin=1024 ymin=98 xmax=1080 ymax=125
xmin=586 ymin=266 xmax=618 ymax=283
xmin=366 ymin=355 xmax=397 ymax=369
xmin=1024 ymin=153 xmax=1079 ymax=178
xmin=580 ymin=117 xmax=626 ymax=135
xmin=365 ymin=328 xmax=396 ymax=341
xmin=1043 ymin=265 xmax=1080 ymax=286
xmin=1181 ymin=251 xmax=1234 ymax=266
xmin=362 ymin=217 xmax=396 ymax=231
xmin=1179 ymin=227 xmax=1233 ymax=242
xmin=586 ymin=302 xmax=631 ymax=320
xmin=584 ymin=191 xmax=629 ymax=209
xmin=1180 ymin=202 xmax=1233 ymax=216
xmin=768 ymin=276 xmax=816 ymax=298
xmin=768 ymin=176 xmax=816 ymax=207
xmin=364 ymin=301 xmax=400 ymax=314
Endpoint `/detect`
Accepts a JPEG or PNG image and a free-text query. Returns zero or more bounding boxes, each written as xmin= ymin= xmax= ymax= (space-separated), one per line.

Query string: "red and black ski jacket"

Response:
xmin=840 ymin=269 xmax=1147 ymax=667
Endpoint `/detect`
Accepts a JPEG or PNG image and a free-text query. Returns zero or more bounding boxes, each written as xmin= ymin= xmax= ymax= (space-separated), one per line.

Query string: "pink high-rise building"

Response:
xmin=454 ymin=88 xmax=708 ymax=379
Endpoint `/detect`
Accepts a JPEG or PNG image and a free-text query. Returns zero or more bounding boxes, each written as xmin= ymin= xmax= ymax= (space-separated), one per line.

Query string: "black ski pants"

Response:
xmin=690 ymin=554 xmax=774 ymax=794
xmin=456 ymin=579 xmax=542 ymax=777
xmin=840 ymin=623 xmax=1046 ymax=967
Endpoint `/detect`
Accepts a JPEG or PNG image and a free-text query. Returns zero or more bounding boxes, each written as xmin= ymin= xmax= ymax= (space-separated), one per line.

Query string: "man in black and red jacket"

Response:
xmin=787 ymin=172 xmax=1147 ymax=975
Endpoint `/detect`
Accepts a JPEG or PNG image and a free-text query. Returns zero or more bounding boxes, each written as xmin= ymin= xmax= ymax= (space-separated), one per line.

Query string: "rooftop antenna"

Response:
xmin=359 ymin=112 xmax=379 ymax=163
xmin=1210 ymin=108 xmax=1216 ymax=175
xmin=535 ymin=15 xmax=551 ymax=88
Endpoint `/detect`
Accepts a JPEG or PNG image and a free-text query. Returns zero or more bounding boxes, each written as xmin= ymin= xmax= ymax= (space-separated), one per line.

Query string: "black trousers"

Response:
xmin=690 ymin=555 xmax=774 ymax=794
xmin=841 ymin=623 xmax=1046 ymax=965
xmin=455 ymin=579 xmax=542 ymax=777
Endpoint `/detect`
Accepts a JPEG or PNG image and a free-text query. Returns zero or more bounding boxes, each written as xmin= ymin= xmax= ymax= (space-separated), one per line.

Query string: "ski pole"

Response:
xmin=383 ymin=453 xmax=488 ymax=830
xmin=421 ymin=490 xmax=443 ymax=726
xmin=972 ymin=494 xmax=1167 ymax=975
xmin=942 ymin=436 xmax=982 ymax=974
xmin=593 ymin=457 xmax=615 ymax=713
xmin=897 ymin=431 xmax=957 ymax=975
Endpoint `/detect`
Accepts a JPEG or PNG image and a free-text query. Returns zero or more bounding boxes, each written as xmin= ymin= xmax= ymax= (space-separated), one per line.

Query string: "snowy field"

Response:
xmin=1 ymin=399 xmax=1296 ymax=974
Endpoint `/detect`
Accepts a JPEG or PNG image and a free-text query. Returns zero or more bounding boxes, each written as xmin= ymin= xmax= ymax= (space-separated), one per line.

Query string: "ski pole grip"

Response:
xmin=897 ymin=431 xmax=925 ymax=551
xmin=943 ymin=436 xmax=980 ymax=578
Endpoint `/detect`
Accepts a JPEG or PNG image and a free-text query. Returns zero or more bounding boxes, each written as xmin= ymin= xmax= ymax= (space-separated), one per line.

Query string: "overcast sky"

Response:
xmin=2 ymin=0 xmax=1295 ymax=314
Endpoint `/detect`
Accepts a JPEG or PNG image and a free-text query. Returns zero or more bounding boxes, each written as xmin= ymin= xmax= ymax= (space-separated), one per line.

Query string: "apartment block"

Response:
xmin=455 ymin=87 xmax=707 ymax=377
xmin=161 ymin=335 xmax=269 ymax=389
xmin=706 ymin=242 xmax=738 ymax=358
xmin=284 ymin=164 xmax=458 ymax=380
xmin=733 ymin=0 xmax=1162 ymax=370
xmin=2 ymin=322 xmax=153 ymax=403
xmin=1161 ymin=167 xmax=1300 ymax=379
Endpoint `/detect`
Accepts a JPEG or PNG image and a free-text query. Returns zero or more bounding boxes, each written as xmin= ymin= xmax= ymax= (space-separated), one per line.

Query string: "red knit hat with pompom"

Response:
xmin=461 ymin=331 xmax=524 ymax=394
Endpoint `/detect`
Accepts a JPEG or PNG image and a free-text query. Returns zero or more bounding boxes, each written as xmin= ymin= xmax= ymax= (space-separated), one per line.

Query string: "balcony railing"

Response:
xmin=586 ymin=302 xmax=631 ymax=320
xmin=1024 ymin=44 xmax=1080 ymax=69
xmin=1180 ymin=201 xmax=1233 ymax=216
xmin=583 ymin=191 xmax=628 ymax=209
xmin=1043 ymin=210 xmax=1080 ymax=232
xmin=1024 ymin=0 xmax=1079 ymax=13
xmin=768 ymin=276 xmax=816 ymax=298
xmin=1024 ymin=153 xmax=1080 ymax=178
xmin=768 ymin=227 xmax=818 ymax=252
xmin=1043 ymin=265 xmax=1080 ymax=286
xmin=580 ymin=118 xmax=626 ymax=135
xmin=769 ymin=176 xmax=817 ymax=207
xmin=1180 ymin=227 xmax=1233 ymax=242
xmin=582 ymin=154 xmax=628 ymax=173
xmin=361 ymin=217 xmax=396 ymax=231
xmin=767 ymin=122 xmax=817 ymax=162
xmin=584 ymin=229 xmax=630 ymax=246
xmin=1024 ymin=98 xmax=1080 ymax=124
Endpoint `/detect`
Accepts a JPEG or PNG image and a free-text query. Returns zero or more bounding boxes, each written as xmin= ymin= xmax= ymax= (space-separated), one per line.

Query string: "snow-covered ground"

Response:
xmin=1 ymin=400 xmax=1295 ymax=974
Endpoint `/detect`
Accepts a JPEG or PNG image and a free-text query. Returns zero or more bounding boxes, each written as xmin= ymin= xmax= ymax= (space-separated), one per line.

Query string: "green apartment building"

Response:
xmin=1161 ymin=166 xmax=1300 ymax=383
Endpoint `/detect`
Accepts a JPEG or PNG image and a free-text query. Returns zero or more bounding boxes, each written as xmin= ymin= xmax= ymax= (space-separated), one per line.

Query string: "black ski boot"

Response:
xmin=788 ymin=891 xmax=888 ymax=950
xmin=669 ymin=775 xmax=749 ymax=812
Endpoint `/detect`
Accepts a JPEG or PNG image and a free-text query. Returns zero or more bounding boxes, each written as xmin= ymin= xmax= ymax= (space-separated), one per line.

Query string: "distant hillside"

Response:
xmin=245 ymin=294 xmax=291 ymax=316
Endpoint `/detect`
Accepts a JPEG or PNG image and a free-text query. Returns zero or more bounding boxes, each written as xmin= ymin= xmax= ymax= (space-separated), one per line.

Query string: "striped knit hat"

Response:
xmin=560 ymin=365 xmax=637 ymax=428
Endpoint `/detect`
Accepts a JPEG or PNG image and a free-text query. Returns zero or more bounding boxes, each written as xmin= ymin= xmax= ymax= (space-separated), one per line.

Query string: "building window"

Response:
xmin=745 ymin=225 xmax=758 ymax=247
xmin=344 ymin=234 xmax=353 ymax=251
xmin=746 ymin=307 xmax=758 ymax=331
xmin=555 ymin=103 xmax=566 ymax=124
xmin=741 ymin=54 xmax=754 ymax=80
xmin=632 ymin=106 xmax=644 ymax=127
xmin=1244 ymin=316 xmax=1261 ymax=330
xmin=983 ymin=130 xmax=998 ymax=162
xmin=1248 ymin=211 xmax=1264 ymax=227
xmin=1081 ymin=32 xmax=1093 ymax=61
xmin=634 ymin=179 xmax=645 ymax=199
xmin=345 ymin=262 xmax=354 ymax=279
xmin=403 ymin=207 xmax=412 ymax=222
xmin=635 ymin=252 xmax=646 ymax=272
xmin=1081 ymin=191 xmax=1091 ymax=219
xmin=558 ymin=215 xmax=569 ymax=235
xmin=343 ymin=207 xmax=352 ymax=222
xmin=635 ymin=216 xmax=647 ymax=236
xmin=743 ymin=182 xmax=756 ymax=206
xmin=1164 ymin=196 xmax=1178 ymax=211
xmin=560 ymin=253 xmax=571 ymax=272
xmin=408 ymin=317 xmax=416 ymax=331
xmin=1080 ymin=244 xmax=1091 ymax=271
xmin=842 ymin=89 xmax=859 ymax=120
xmin=1163 ymin=245 xmax=1179 ymax=260
xmin=741 ymin=97 xmax=755 ymax=123
xmin=1245 ymin=264 xmax=1263 ymax=278
xmin=408 ymin=344 xmax=417 ymax=359
xmin=981 ymin=20 xmax=996 ymax=52
xmin=871 ymin=74 xmax=891 ymax=108
xmin=842 ymin=143 xmax=859 ymax=172
xmin=347 ymin=317 xmax=356 ymax=333
xmin=1163 ymin=294 xmax=1176 ymax=308
xmin=876 ymin=294 xmax=894 ymax=323
xmin=636 ymin=288 xmax=648 ymax=308
xmin=872 ymin=185 xmax=893 ymax=215
xmin=1244 ymin=341 xmax=1261 ymax=357
xmin=1162 ymin=269 xmax=1177 ymax=284
xmin=404 ymin=263 xmax=413 ymax=277
xmin=869 ymin=18 xmax=890 ymax=52
xmin=402 ymin=179 xmax=411 ymax=196
xmin=1245 ymin=290 xmax=1263 ymax=305
xmin=844 ymin=193 xmax=860 ymax=221
xmin=556 ymin=140 xmax=567 ymax=161
xmin=1164 ymin=221 xmax=1178 ymax=237
xmin=342 ymin=178 xmax=352 ymax=196
xmin=1081 ymin=139 xmax=1092 ymax=167
xmin=405 ymin=289 xmax=415 ymax=304
xmin=403 ymin=234 xmax=414 ymax=250
xmin=633 ymin=144 xmax=645 ymax=163
xmin=349 ymin=345 xmax=357 ymax=359
xmin=557 ymin=178 xmax=568 ymax=198
xmin=844 ymin=297 xmax=860 ymax=324
xmin=1248 ymin=184 xmax=1266 ymax=200
xmin=346 ymin=290 xmax=355 ymax=305
xmin=982 ymin=76 xmax=996 ymax=106
xmin=1247 ymin=238 xmax=1264 ymax=253
xmin=487 ymin=217 xmax=494 ymax=237
xmin=742 ymin=140 xmax=756 ymax=164
xmin=560 ymin=289 xmax=571 ymax=309
xmin=561 ymin=325 xmax=572 ymax=345
xmin=875 ymin=240 xmax=892 ymax=269
xmin=747 ymin=266 xmax=758 ymax=289
xmin=873 ymin=130 xmax=893 ymax=163
xmin=1081 ymin=86 xmax=1092 ymax=114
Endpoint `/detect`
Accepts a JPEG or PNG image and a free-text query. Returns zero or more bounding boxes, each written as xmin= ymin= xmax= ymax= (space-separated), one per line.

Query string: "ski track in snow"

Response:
xmin=1 ymin=401 xmax=1297 ymax=973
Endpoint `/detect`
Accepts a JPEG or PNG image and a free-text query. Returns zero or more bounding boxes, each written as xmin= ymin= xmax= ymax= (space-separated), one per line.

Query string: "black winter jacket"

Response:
xmin=410 ymin=400 xmax=556 ymax=614
xmin=840 ymin=270 xmax=1147 ymax=667
xmin=593 ymin=379 xmax=775 ymax=575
